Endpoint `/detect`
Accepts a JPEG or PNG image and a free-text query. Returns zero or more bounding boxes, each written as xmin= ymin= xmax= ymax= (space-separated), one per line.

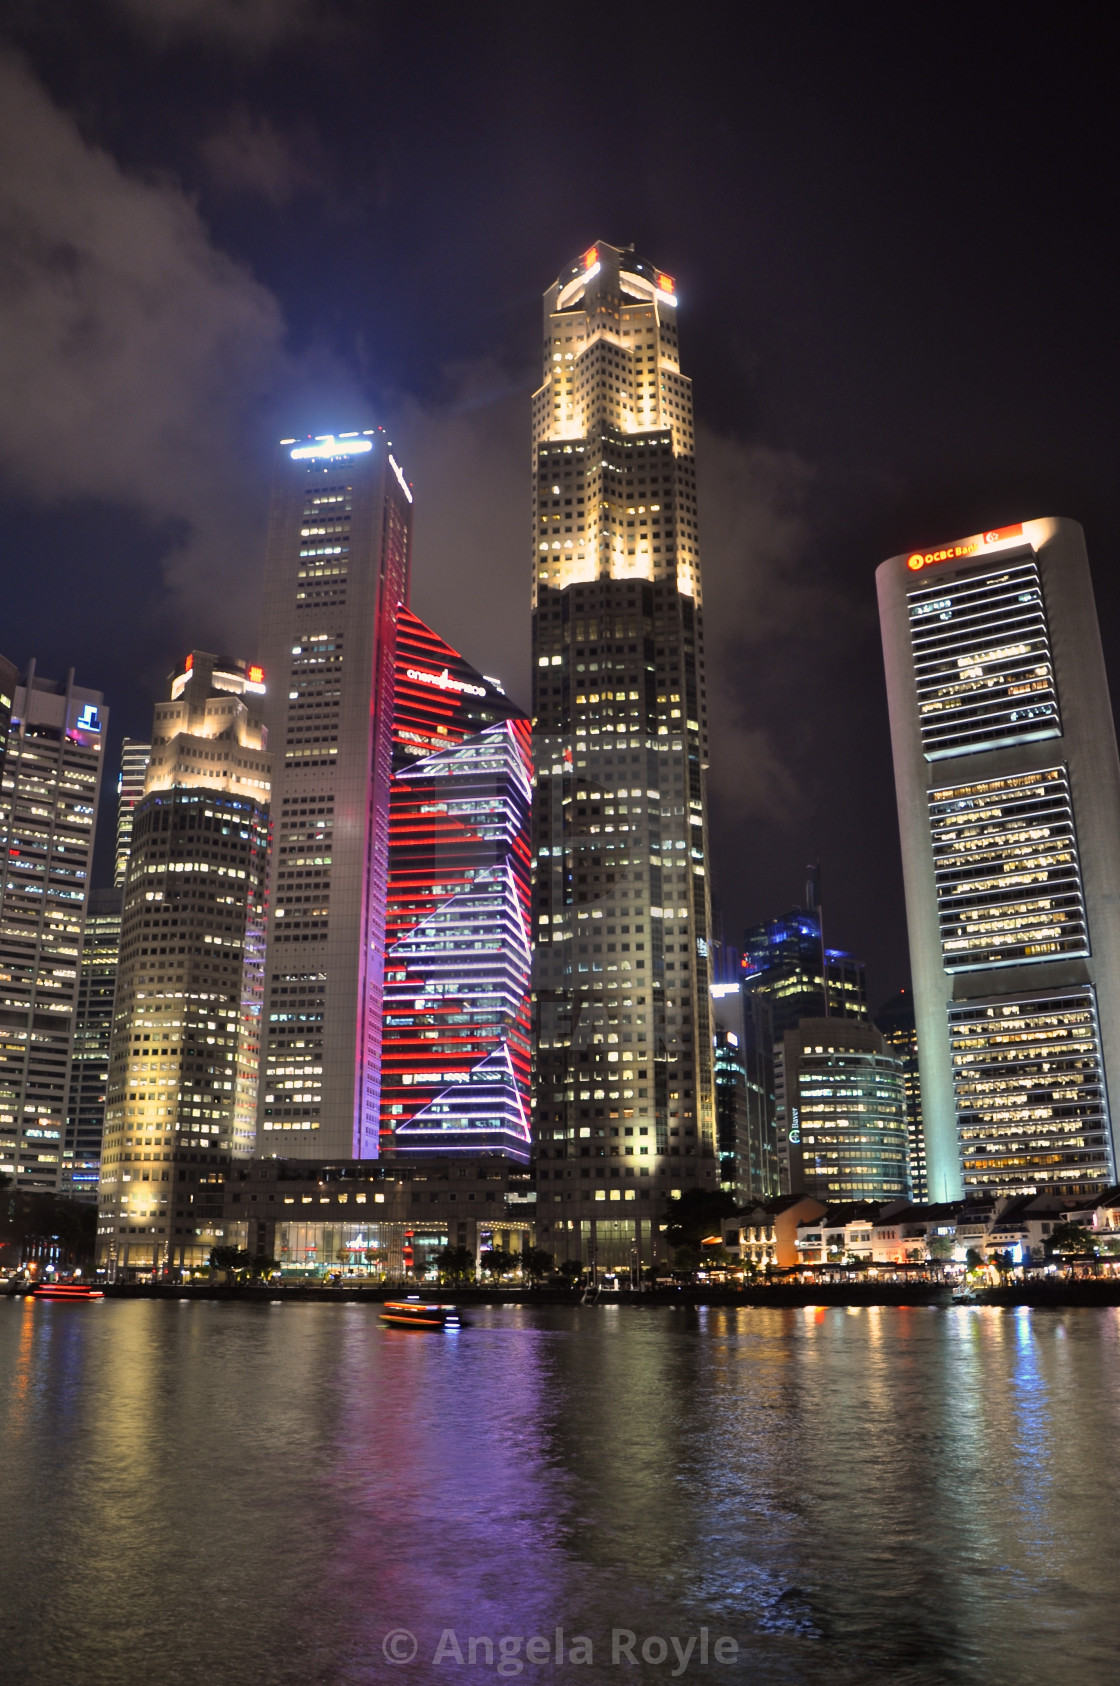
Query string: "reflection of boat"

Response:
xmin=32 ymin=1282 xmax=105 ymax=1301
xmin=379 ymin=1299 xmax=461 ymax=1329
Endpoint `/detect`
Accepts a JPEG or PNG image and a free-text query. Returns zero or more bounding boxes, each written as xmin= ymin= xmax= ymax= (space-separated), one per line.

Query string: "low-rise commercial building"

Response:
xmin=793 ymin=1202 xmax=882 ymax=1266
xmin=725 ymin=1194 xmax=826 ymax=1269
xmin=222 ymin=1155 xmax=536 ymax=1276
xmin=870 ymin=1201 xmax=968 ymax=1265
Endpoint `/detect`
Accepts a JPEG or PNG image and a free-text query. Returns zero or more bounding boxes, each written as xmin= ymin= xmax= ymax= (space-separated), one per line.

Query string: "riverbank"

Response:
xmin=94 ymin=1280 xmax=958 ymax=1307
xmin=85 ymin=1279 xmax=1120 ymax=1308
xmin=959 ymin=1278 xmax=1120 ymax=1308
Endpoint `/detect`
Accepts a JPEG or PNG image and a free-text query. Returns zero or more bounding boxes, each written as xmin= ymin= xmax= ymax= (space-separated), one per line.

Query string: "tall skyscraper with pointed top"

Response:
xmin=96 ymin=651 xmax=271 ymax=1274
xmin=530 ymin=242 xmax=716 ymax=1270
xmin=255 ymin=432 xmax=412 ymax=1161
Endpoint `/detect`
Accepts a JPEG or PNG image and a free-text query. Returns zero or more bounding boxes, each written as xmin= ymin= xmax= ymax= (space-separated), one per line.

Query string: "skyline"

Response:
xmin=7 ymin=15 xmax=1120 ymax=1686
xmin=3 ymin=6 xmax=1120 ymax=1011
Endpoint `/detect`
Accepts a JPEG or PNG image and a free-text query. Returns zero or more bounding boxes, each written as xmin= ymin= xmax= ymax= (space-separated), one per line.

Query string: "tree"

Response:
xmin=926 ymin=1235 xmax=956 ymax=1262
xmin=0 ymin=1190 xmax=97 ymax=1269
xmin=435 ymin=1245 xmax=475 ymax=1284
xmin=965 ymin=1248 xmax=984 ymax=1271
xmin=523 ymin=1247 xmax=554 ymax=1283
xmin=663 ymin=1188 xmax=739 ymax=1271
xmin=249 ymin=1254 xmax=279 ymax=1280
xmin=557 ymin=1259 xmax=586 ymax=1287
xmin=480 ymin=1247 xmax=515 ymax=1278
xmin=209 ymin=1245 xmax=250 ymax=1279
xmin=1045 ymin=1221 xmax=1097 ymax=1258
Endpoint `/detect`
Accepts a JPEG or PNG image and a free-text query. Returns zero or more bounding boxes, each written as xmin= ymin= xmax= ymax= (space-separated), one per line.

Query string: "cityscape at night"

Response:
xmin=3 ymin=7 xmax=1120 ymax=1686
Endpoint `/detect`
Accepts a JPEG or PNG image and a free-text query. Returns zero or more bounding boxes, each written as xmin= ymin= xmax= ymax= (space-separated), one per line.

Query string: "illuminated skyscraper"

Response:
xmin=114 ymin=737 xmax=151 ymax=888
xmin=878 ymin=518 xmax=1120 ymax=1200
xmin=711 ymin=982 xmax=780 ymax=1200
xmin=257 ymin=432 xmax=412 ymax=1160
xmin=0 ymin=665 xmax=107 ymax=1192
xmin=776 ymin=1019 xmax=909 ymax=1203
xmin=741 ymin=905 xmax=868 ymax=1037
xmin=530 ymin=242 xmax=715 ymax=1271
xmin=380 ymin=609 xmax=532 ymax=1159
xmin=873 ymin=989 xmax=927 ymax=1202
xmin=97 ymin=652 xmax=270 ymax=1273
xmin=62 ymin=886 xmax=123 ymax=1200
xmin=0 ymin=655 xmax=16 ymax=784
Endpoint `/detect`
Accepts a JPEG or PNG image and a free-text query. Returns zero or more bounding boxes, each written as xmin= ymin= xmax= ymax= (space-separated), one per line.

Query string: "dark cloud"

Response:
xmin=0 ymin=51 xmax=356 ymax=659
xmin=3 ymin=6 xmax=1117 ymax=1000
xmin=200 ymin=108 xmax=329 ymax=205
xmin=696 ymin=426 xmax=827 ymax=826
xmin=396 ymin=363 xmax=531 ymax=707
xmin=109 ymin=0 xmax=328 ymax=49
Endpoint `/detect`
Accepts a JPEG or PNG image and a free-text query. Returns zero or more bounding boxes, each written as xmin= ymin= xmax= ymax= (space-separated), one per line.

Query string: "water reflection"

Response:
xmin=3 ymin=1301 xmax=1120 ymax=1685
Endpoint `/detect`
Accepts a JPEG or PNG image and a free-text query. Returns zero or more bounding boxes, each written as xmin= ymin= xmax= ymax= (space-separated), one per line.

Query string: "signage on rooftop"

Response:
xmin=906 ymin=522 xmax=1024 ymax=572
xmin=290 ymin=434 xmax=373 ymax=460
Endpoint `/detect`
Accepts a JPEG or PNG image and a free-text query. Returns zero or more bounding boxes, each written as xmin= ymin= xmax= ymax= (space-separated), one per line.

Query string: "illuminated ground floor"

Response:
xmin=94 ymin=1150 xmax=678 ymax=1278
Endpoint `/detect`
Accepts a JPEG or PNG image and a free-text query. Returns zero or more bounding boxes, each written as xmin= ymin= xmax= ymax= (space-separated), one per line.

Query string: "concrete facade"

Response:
xmin=878 ymin=518 xmax=1120 ymax=1200
xmin=96 ymin=653 xmax=271 ymax=1273
xmin=256 ymin=434 xmax=413 ymax=1161
xmin=531 ymin=242 xmax=717 ymax=1268
xmin=0 ymin=665 xmax=108 ymax=1191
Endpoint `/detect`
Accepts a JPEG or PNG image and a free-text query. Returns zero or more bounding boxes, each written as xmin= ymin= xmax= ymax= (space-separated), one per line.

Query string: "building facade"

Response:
xmin=61 ymin=886 xmax=123 ymax=1200
xmin=530 ymin=241 xmax=716 ymax=1270
xmin=0 ymin=656 xmax=16 ymax=784
xmin=256 ymin=432 xmax=413 ymax=1160
xmin=380 ymin=608 xmax=533 ymax=1159
xmin=96 ymin=653 xmax=270 ymax=1272
xmin=878 ymin=518 xmax=1120 ymax=1199
xmin=224 ymin=1155 xmax=535 ymax=1278
xmin=874 ymin=988 xmax=928 ymax=1202
xmin=114 ymin=737 xmax=152 ymax=888
xmin=742 ymin=905 xmax=867 ymax=1037
xmin=711 ymin=980 xmax=780 ymax=1200
xmin=776 ymin=1018 xmax=909 ymax=1204
xmin=0 ymin=664 xmax=108 ymax=1192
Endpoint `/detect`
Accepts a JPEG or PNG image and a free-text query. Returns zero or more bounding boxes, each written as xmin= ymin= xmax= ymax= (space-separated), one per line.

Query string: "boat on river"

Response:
xmin=31 ymin=1281 xmax=104 ymax=1301
xmin=379 ymin=1299 xmax=461 ymax=1329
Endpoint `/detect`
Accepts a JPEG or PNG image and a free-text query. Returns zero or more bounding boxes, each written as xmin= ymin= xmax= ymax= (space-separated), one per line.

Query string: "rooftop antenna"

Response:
xmin=806 ymin=861 xmax=829 ymax=1017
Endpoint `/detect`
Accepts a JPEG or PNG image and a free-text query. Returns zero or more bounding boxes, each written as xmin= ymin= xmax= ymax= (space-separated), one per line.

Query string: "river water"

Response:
xmin=3 ymin=1300 xmax=1120 ymax=1686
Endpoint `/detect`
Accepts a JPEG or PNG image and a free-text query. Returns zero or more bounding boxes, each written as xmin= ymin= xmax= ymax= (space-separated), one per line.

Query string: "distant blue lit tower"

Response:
xmin=742 ymin=897 xmax=868 ymax=1035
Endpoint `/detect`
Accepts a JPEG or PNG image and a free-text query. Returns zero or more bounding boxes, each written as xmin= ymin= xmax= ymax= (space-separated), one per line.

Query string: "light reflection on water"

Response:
xmin=2 ymin=1300 xmax=1120 ymax=1686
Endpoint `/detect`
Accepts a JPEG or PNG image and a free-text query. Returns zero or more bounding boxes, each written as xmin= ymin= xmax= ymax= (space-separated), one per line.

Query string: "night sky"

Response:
xmin=2 ymin=2 xmax=1118 ymax=1008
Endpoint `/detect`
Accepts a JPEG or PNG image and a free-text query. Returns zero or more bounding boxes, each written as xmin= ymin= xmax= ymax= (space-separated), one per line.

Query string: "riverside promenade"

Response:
xmin=99 ymin=1280 xmax=954 ymax=1307
xmin=88 ymin=1277 xmax=1120 ymax=1308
